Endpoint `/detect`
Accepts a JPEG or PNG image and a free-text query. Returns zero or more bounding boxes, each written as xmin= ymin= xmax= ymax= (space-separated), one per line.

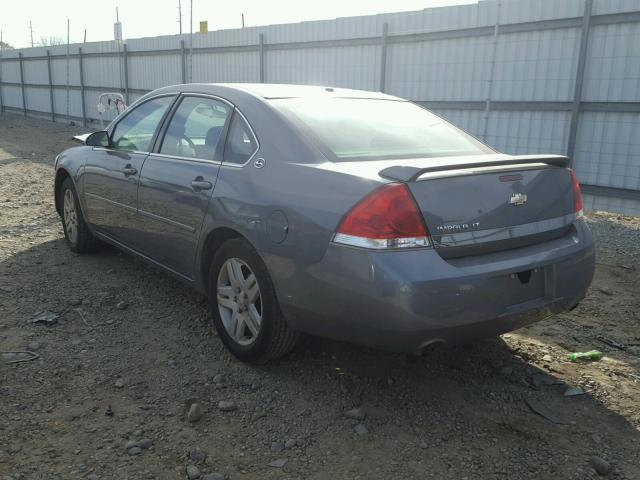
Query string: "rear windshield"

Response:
xmin=271 ymin=98 xmax=492 ymax=161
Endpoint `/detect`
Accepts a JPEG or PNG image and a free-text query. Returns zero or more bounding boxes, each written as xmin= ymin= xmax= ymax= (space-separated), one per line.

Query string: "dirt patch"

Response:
xmin=1 ymin=113 xmax=639 ymax=479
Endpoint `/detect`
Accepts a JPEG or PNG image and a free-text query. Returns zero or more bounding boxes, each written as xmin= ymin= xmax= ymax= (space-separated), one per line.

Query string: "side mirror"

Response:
xmin=85 ymin=131 xmax=110 ymax=147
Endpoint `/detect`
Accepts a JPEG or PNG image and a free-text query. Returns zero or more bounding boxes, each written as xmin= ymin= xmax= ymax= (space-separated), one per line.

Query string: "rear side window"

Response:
xmin=111 ymin=96 xmax=174 ymax=152
xmin=160 ymin=96 xmax=231 ymax=160
xmin=223 ymin=112 xmax=258 ymax=165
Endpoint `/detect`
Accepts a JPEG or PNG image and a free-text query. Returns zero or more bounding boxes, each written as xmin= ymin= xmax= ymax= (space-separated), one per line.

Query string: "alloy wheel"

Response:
xmin=216 ymin=257 xmax=262 ymax=346
xmin=63 ymin=189 xmax=78 ymax=244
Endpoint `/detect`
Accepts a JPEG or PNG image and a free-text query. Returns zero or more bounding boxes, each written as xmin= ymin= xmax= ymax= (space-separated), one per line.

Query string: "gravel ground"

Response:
xmin=1 ymin=113 xmax=639 ymax=480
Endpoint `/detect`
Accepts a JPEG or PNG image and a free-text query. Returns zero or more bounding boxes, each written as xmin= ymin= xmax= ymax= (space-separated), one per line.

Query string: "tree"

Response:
xmin=0 ymin=41 xmax=14 ymax=50
xmin=38 ymin=36 xmax=65 ymax=47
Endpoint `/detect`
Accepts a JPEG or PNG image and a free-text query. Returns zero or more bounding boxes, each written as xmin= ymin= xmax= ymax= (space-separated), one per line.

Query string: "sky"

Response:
xmin=0 ymin=0 xmax=477 ymax=49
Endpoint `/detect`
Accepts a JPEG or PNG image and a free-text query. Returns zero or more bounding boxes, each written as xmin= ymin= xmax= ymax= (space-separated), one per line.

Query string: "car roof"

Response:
xmin=216 ymin=83 xmax=404 ymax=101
xmin=148 ymin=83 xmax=404 ymax=102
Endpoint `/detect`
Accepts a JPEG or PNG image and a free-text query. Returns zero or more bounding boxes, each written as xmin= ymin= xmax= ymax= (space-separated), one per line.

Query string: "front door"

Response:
xmin=83 ymin=95 xmax=175 ymax=243
xmin=136 ymin=95 xmax=232 ymax=278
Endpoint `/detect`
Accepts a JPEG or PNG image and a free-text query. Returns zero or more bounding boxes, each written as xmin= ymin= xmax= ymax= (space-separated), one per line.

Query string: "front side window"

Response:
xmin=111 ymin=96 xmax=174 ymax=152
xmin=271 ymin=98 xmax=492 ymax=161
xmin=223 ymin=112 xmax=258 ymax=165
xmin=160 ymin=96 xmax=231 ymax=160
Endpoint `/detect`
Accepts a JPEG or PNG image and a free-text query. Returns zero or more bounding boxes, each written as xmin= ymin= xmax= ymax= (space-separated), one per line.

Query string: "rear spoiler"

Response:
xmin=379 ymin=155 xmax=570 ymax=182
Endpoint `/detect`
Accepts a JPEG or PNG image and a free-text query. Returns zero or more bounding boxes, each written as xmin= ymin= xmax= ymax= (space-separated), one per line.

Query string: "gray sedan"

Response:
xmin=54 ymin=84 xmax=595 ymax=363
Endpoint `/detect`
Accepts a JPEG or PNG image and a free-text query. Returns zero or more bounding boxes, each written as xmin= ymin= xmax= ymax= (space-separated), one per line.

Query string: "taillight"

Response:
xmin=333 ymin=183 xmax=430 ymax=249
xmin=568 ymin=168 xmax=584 ymax=218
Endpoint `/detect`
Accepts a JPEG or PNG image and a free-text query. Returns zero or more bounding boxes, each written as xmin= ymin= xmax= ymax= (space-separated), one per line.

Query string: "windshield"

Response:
xmin=271 ymin=98 xmax=492 ymax=161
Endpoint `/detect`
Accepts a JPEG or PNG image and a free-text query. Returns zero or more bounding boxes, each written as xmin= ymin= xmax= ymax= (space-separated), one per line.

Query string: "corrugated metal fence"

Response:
xmin=1 ymin=0 xmax=639 ymax=215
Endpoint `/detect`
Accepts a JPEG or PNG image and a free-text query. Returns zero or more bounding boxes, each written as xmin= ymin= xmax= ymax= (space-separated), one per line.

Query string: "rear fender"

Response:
xmin=195 ymin=157 xmax=382 ymax=302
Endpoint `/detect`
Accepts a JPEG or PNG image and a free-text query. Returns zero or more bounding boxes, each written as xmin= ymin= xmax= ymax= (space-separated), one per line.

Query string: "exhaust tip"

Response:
xmin=417 ymin=338 xmax=446 ymax=356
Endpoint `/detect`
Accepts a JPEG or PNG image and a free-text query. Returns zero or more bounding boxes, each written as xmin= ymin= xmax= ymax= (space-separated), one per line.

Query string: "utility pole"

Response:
xmin=29 ymin=21 xmax=34 ymax=47
xmin=178 ymin=0 xmax=183 ymax=34
xmin=66 ymin=19 xmax=70 ymax=125
xmin=115 ymin=6 xmax=124 ymax=98
xmin=189 ymin=0 xmax=193 ymax=82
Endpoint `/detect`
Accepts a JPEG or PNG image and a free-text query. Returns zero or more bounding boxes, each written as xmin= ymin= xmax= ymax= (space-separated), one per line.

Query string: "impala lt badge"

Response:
xmin=509 ymin=193 xmax=528 ymax=206
xmin=436 ymin=222 xmax=480 ymax=233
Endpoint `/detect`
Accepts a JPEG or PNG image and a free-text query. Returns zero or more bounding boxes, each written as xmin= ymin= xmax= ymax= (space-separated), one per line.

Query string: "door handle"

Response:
xmin=191 ymin=178 xmax=213 ymax=191
xmin=122 ymin=165 xmax=138 ymax=176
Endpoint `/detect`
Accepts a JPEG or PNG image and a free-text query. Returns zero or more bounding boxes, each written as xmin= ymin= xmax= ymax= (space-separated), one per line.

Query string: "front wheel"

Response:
xmin=209 ymin=238 xmax=299 ymax=364
xmin=59 ymin=177 xmax=100 ymax=253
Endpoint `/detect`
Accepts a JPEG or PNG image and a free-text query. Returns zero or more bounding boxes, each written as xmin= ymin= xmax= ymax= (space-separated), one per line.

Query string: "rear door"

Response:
xmin=135 ymin=95 xmax=233 ymax=278
xmin=83 ymin=95 xmax=175 ymax=242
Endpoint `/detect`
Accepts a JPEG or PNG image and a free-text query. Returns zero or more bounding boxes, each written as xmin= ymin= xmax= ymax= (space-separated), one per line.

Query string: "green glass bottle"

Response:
xmin=567 ymin=350 xmax=603 ymax=362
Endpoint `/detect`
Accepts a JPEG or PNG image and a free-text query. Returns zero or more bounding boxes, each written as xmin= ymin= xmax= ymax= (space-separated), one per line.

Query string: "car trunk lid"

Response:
xmin=378 ymin=154 xmax=578 ymax=258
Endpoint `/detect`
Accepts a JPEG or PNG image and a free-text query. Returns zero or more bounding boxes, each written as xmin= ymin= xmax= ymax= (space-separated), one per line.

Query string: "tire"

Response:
xmin=59 ymin=177 xmax=100 ymax=253
xmin=208 ymin=238 xmax=299 ymax=364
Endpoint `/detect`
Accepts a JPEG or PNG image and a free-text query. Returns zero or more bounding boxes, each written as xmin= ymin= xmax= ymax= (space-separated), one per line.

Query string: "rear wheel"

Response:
xmin=60 ymin=177 xmax=100 ymax=253
xmin=209 ymin=238 xmax=299 ymax=363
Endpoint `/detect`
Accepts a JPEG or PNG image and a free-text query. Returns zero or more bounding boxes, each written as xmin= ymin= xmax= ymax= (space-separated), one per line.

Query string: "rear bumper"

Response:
xmin=276 ymin=220 xmax=595 ymax=353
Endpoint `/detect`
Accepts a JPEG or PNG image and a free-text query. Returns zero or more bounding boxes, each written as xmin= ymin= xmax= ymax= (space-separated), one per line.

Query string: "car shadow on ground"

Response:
xmin=2 ymin=236 xmax=639 ymax=478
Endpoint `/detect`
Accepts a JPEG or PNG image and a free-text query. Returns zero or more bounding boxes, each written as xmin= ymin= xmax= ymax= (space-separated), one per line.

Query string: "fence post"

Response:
xmin=18 ymin=52 xmax=26 ymax=116
xmin=46 ymin=50 xmax=55 ymax=121
xmin=567 ymin=0 xmax=593 ymax=165
xmin=78 ymin=47 xmax=86 ymax=126
xmin=180 ymin=39 xmax=186 ymax=84
xmin=481 ymin=4 xmax=501 ymax=143
xmin=0 ymin=49 xmax=4 ymax=114
xmin=259 ymin=33 xmax=265 ymax=83
xmin=123 ymin=43 xmax=130 ymax=104
xmin=379 ymin=23 xmax=388 ymax=92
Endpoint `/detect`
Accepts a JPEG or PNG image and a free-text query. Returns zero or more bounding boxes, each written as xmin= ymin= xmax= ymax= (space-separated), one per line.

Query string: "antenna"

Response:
xmin=242 ymin=13 xmax=245 ymax=28
xmin=29 ymin=21 xmax=34 ymax=48
xmin=178 ymin=0 xmax=183 ymax=35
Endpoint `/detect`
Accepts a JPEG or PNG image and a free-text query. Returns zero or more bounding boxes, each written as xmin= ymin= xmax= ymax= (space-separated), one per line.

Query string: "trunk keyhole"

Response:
xmin=516 ymin=270 xmax=532 ymax=284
